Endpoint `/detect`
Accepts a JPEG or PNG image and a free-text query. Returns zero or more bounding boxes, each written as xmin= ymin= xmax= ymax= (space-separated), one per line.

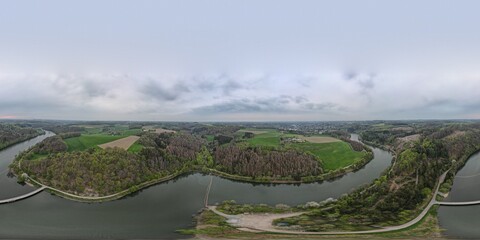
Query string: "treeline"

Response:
xmin=282 ymin=124 xmax=480 ymax=232
xmin=344 ymin=139 xmax=366 ymax=152
xmin=22 ymin=148 xmax=161 ymax=195
xmin=192 ymin=125 xmax=241 ymax=136
xmin=42 ymin=125 xmax=85 ymax=134
xmin=19 ymin=132 xmax=207 ymax=196
xmin=28 ymin=136 xmax=67 ymax=155
xmin=58 ymin=132 xmax=82 ymax=139
xmin=214 ymin=145 xmax=322 ymax=180
xmin=324 ymin=130 xmax=367 ymax=152
xmin=0 ymin=124 xmax=41 ymax=150
xmin=281 ymin=135 xmax=451 ymax=231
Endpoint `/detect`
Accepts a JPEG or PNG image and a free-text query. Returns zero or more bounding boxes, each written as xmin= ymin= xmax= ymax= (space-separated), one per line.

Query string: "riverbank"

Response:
xmin=0 ymin=129 xmax=44 ymax=151
xmin=9 ymin=132 xmax=379 ymax=203
xmin=20 ymin=158 xmax=378 ymax=203
xmin=192 ymin=206 xmax=445 ymax=239
xmin=0 ymin=129 xmax=394 ymax=239
xmin=24 ymin=170 xmax=189 ymax=203
xmin=199 ymin=170 xmax=448 ymax=236
xmin=203 ymin=154 xmax=373 ymax=184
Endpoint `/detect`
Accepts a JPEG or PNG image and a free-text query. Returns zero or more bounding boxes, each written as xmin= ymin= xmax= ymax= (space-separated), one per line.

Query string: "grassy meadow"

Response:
xmin=65 ymin=126 xmax=142 ymax=152
xmin=240 ymin=128 xmax=367 ymax=171
xmin=289 ymin=141 xmax=365 ymax=171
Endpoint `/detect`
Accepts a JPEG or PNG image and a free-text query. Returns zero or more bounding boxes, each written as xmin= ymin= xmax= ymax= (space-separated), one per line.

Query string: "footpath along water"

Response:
xmin=0 ymin=133 xmax=392 ymax=239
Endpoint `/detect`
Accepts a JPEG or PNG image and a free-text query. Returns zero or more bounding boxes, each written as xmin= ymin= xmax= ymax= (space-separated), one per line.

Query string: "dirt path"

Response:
xmin=207 ymin=170 xmax=449 ymax=235
xmin=208 ymin=206 xmax=304 ymax=231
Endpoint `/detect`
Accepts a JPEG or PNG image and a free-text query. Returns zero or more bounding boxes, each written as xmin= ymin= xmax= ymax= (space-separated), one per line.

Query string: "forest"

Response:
xmin=0 ymin=124 xmax=41 ymax=150
xmin=275 ymin=123 xmax=480 ymax=231
xmin=11 ymin=121 xmax=376 ymax=196
xmin=214 ymin=145 xmax=322 ymax=180
xmin=17 ymin=132 xmax=206 ymax=196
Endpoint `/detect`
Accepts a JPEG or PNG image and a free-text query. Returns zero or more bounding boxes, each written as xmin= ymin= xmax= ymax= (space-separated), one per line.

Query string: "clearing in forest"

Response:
xmin=300 ymin=136 xmax=341 ymax=143
xmin=238 ymin=129 xmax=366 ymax=171
xmin=98 ymin=136 xmax=141 ymax=150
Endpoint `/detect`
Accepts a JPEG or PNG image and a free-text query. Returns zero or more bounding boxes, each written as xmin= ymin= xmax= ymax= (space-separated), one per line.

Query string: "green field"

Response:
xmin=29 ymin=153 xmax=48 ymax=161
xmin=127 ymin=142 xmax=143 ymax=153
xmin=65 ymin=125 xmax=143 ymax=152
xmin=289 ymin=141 xmax=366 ymax=171
xmin=205 ymin=135 xmax=215 ymax=142
xmin=243 ymin=129 xmax=299 ymax=148
xmin=240 ymin=128 xmax=365 ymax=171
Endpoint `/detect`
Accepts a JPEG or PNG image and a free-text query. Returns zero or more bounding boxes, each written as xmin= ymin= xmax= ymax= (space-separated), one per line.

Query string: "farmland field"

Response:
xmin=127 ymin=142 xmax=144 ymax=153
xmin=242 ymin=129 xmax=294 ymax=148
xmin=240 ymin=129 xmax=366 ymax=171
xmin=289 ymin=141 xmax=366 ymax=171
xmin=64 ymin=128 xmax=142 ymax=151
xmin=300 ymin=136 xmax=340 ymax=143
xmin=98 ymin=135 xmax=140 ymax=150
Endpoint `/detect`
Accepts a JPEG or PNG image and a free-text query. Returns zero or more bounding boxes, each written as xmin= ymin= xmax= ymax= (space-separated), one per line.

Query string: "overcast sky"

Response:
xmin=1 ymin=0 xmax=480 ymax=121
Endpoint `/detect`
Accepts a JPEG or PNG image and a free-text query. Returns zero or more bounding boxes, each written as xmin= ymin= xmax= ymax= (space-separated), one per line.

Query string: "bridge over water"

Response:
xmin=437 ymin=200 xmax=480 ymax=206
xmin=0 ymin=186 xmax=46 ymax=204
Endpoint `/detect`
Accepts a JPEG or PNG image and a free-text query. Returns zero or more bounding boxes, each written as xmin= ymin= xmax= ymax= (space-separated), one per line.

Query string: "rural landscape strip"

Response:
xmin=7 ymin=122 xmax=479 ymax=238
xmin=207 ymin=170 xmax=455 ymax=235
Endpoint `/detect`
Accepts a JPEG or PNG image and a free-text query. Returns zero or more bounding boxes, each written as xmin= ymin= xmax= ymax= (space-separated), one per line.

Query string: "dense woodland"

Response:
xmin=214 ymin=145 xmax=322 ymax=180
xmin=42 ymin=125 xmax=85 ymax=134
xmin=0 ymin=124 xmax=41 ymax=150
xmin=279 ymin=123 xmax=480 ymax=231
xmin=10 ymin=120 xmax=397 ymax=197
xmin=18 ymin=132 xmax=206 ymax=196
xmin=28 ymin=136 xmax=67 ymax=155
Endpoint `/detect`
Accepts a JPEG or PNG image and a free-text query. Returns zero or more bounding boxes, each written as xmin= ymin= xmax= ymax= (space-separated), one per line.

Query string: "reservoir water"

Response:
xmin=0 ymin=134 xmax=392 ymax=239
xmin=438 ymin=151 xmax=480 ymax=239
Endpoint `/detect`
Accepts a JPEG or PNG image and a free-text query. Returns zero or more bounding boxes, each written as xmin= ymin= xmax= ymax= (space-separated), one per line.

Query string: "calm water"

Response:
xmin=438 ymin=151 xmax=480 ymax=239
xmin=0 ymin=133 xmax=392 ymax=239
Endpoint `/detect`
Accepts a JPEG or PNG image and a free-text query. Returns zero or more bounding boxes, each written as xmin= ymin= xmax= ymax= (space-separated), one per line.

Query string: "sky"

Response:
xmin=1 ymin=0 xmax=480 ymax=121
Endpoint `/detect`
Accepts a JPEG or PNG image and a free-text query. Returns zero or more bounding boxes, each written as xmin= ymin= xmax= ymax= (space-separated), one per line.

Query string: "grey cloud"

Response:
xmin=193 ymin=97 xmax=289 ymax=114
xmin=141 ymin=80 xmax=190 ymax=101
xmin=195 ymin=74 xmax=244 ymax=96
xmin=83 ymin=81 xmax=108 ymax=97
xmin=358 ymin=75 xmax=375 ymax=90
xmin=303 ymin=102 xmax=338 ymax=111
xmin=192 ymin=95 xmax=342 ymax=115
xmin=294 ymin=96 xmax=308 ymax=104
xmin=423 ymin=98 xmax=455 ymax=108
xmin=297 ymin=76 xmax=315 ymax=87
xmin=344 ymin=71 xmax=358 ymax=81
xmin=343 ymin=71 xmax=376 ymax=91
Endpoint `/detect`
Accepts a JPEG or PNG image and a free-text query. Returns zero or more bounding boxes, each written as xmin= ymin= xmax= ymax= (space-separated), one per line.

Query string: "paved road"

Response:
xmin=0 ymin=186 xmax=46 ymax=204
xmin=208 ymin=170 xmax=450 ymax=235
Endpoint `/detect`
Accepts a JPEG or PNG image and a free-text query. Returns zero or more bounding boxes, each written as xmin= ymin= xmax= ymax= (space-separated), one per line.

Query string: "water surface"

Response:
xmin=0 ymin=133 xmax=392 ymax=239
xmin=438 ymin=151 xmax=480 ymax=239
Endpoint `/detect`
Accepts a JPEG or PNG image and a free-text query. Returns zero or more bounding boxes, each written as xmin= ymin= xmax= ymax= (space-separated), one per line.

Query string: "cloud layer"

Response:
xmin=1 ymin=1 xmax=480 ymax=121
xmin=1 ymin=71 xmax=480 ymax=121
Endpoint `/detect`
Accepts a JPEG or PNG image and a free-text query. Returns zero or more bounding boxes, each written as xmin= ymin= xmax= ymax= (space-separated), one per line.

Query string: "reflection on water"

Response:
xmin=0 ymin=131 xmax=54 ymax=199
xmin=438 ymin=151 xmax=480 ymax=239
xmin=0 ymin=133 xmax=392 ymax=239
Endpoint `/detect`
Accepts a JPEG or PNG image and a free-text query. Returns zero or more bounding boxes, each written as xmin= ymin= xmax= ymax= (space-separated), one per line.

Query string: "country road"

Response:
xmin=208 ymin=170 xmax=450 ymax=235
